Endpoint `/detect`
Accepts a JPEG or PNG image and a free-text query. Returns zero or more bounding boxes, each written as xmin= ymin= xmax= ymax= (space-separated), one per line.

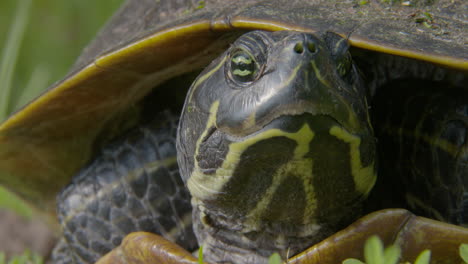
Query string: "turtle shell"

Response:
xmin=0 ymin=0 xmax=466 ymax=219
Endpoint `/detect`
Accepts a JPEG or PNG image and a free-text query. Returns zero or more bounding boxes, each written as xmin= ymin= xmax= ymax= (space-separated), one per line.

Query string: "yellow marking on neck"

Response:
xmin=187 ymin=101 xmax=220 ymax=197
xmin=243 ymin=124 xmax=316 ymax=229
xmin=190 ymin=120 xmax=319 ymax=234
xmin=405 ymin=193 xmax=445 ymax=222
xmin=189 ymin=123 xmax=316 ymax=202
xmin=329 ymin=126 xmax=376 ymax=195
xmin=382 ymin=123 xmax=461 ymax=157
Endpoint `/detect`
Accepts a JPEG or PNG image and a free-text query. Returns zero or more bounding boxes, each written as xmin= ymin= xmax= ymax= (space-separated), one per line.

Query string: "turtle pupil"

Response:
xmin=230 ymin=51 xmax=257 ymax=83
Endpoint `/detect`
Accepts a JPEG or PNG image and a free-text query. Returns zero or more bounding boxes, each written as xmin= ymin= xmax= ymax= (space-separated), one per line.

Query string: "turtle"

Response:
xmin=0 ymin=0 xmax=467 ymax=263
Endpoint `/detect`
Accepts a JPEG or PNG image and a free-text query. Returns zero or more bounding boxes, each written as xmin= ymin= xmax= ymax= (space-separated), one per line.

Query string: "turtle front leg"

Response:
xmin=96 ymin=232 xmax=205 ymax=264
xmin=95 ymin=209 xmax=468 ymax=264
xmin=51 ymin=112 xmax=197 ymax=263
xmin=287 ymin=209 xmax=468 ymax=264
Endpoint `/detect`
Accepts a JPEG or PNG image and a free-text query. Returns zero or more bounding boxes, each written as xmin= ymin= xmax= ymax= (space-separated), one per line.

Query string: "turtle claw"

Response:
xmin=96 ymin=232 xmax=207 ymax=264
xmin=287 ymin=209 xmax=468 ymax=264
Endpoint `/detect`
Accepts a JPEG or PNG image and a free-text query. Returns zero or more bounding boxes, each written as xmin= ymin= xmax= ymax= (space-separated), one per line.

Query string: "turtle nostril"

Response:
xmin=307 ymin=42 xmax=317 ymax=53
xmin=294 ymin=42 xmax=304 ymax=54
xmin=294 ymin=40 xmax=316 ymax=54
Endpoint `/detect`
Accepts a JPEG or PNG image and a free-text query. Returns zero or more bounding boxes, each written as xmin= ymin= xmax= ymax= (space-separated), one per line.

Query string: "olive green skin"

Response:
xmin=177 ymin=31 xmax=375 ymax=263
xmin=0 ymin=0 xmax=466 ymax=263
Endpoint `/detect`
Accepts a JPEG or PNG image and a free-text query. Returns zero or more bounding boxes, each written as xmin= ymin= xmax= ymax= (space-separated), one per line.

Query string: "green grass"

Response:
xmin=0 ymin=251 xmax=43 ymax=264
xmin=0 ymin=0 xmax=34 ymax=218
xmin=0 ymin=0 xmax=124 ymax=120
xmin=0 ymin=0 xmax=31 ymax=121
xmin=0 ymin=0 xmax=123 ymax=260
xmin=0 ymin=0 xmax=123 ymax=217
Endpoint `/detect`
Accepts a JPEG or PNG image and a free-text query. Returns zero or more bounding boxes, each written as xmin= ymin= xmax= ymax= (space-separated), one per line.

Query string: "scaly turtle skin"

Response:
xmin=0 ymin=0 xmax=466 ymax=263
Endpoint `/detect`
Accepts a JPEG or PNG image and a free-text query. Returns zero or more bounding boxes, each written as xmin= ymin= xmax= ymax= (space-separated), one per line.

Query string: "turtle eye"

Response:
xmin=323 ymin=32 xmax=354 ymax=79
xmin=337 ymin=53 xmax=352 ymax=77
xmin=229 ymin=49 xmax=259 ymax=83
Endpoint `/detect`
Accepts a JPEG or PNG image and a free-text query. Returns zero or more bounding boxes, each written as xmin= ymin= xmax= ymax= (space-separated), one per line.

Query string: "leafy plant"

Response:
xmin=196 ymin=248 xmax=283 ymax=264
xmin=343 ymin=236 xmax=430 ymax=264
xmin=460 ymin=244 xmax=468 ymax=264
xmin=198 ymin=246 xmax=204 ymax=264
xmin=268 ymin=252 xmax=282 ymax=264
xmin=0 ymin=251 xmax=43 ymax=264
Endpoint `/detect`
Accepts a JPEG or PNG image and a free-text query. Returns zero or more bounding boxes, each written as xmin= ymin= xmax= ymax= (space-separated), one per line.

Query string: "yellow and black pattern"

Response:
xmin=51 ymin=29 xmax=466 ymax=264
xmin=177 ymin=30 xmax=376 ymax=263
xmin=193 ymin=114 xmax=375 ymax=227
xmin=372 ymin=79 xmax=467 ymax=225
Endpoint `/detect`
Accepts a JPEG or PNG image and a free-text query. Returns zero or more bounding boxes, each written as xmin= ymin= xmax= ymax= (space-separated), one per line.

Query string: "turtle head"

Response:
xmin=177 ymin=30 xmax=376 ymax=253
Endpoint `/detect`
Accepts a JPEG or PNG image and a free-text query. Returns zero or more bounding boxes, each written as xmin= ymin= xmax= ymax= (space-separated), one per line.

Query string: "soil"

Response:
xmin=0 ymin=209 xmax=56 ymax=260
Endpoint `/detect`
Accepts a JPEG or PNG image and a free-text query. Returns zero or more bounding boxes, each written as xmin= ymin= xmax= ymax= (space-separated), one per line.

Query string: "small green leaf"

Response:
xmin=414 ymin=250 xmax=430 ymax=264
xmin=268 ymin=252 xmax=282 ymax=264
xmin=382 ymin=244 xmax=400 ymax=264
xmin=422 ymin=12 xmax=433 ymax=20
xmin=30 ymin=253 xmax=43 ymax=264
xmin=460 ymin=244 xmax=468 ymax=263
xmin=364 ymin=236 xmax=384 ymax=264
xmin=343 ymin=259 xmax=365 ymax=264
xmin=196 ymin=0 xmax=205 ymax=9
xmin=0 ymin=251 xmax=43 ymax=264
xmin=198 ymin=246 xmax=203 ymax=264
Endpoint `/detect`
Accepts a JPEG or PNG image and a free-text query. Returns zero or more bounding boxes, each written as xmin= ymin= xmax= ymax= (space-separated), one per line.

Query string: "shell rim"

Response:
xmin=1 ymin=18 xmax=466 ymax=131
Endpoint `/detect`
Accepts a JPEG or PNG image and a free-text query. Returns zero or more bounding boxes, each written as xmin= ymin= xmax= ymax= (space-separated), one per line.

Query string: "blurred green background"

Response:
xmin=0 ymin=0 xmax=123 ymax=218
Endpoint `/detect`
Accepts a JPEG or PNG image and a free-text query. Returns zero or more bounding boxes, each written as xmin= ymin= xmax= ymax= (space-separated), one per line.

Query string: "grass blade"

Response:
xmin=14 ymin=66 xmax=50 ymax=109
xmin=0 ymin=0 xmax=32 ymax=121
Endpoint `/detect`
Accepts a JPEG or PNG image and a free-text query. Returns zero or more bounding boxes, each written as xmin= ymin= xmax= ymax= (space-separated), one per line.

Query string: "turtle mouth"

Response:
xmin=219 ymin=104 xmax=336 ymax=140
xmin=214 ymin=100 xmax=314 ymax=136
xmin=232 ymin=111 xmax=338 ymax=142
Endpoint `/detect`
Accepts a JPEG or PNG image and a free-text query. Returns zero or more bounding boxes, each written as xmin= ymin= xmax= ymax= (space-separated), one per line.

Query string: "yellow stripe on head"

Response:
xmin=329 ymin=126 xmax=376 ymax=196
